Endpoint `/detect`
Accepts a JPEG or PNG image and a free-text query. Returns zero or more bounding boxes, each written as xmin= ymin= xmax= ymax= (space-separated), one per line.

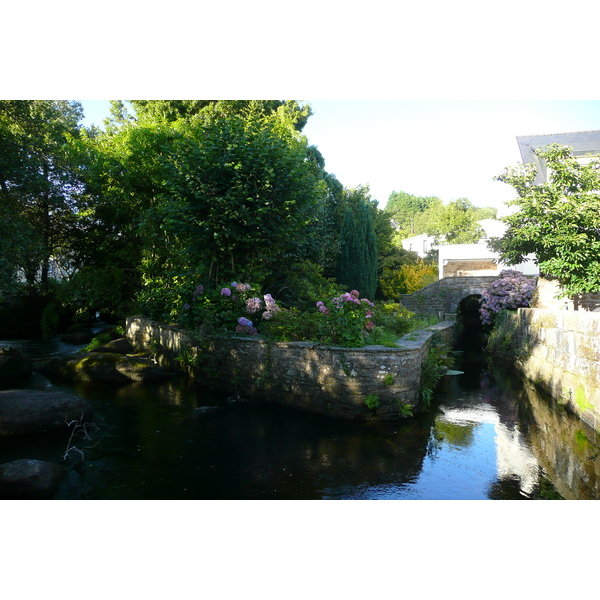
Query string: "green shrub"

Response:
xmin=259 ymin=307 xmax=325 ymax=342
xmin=364 ymin=394 xmax=380 ymax=409
xmin=41 ymin=302 xmax=61 ymax=340
xmin=420 ymin=343 xmax=454 ymax=407
xmin=366 ymin=326 xmax=400 ymax=347
xmin=265 ymin=260 xmax=344 ymax=312
xmin=371 ymin=302 xmax=418 ymax=336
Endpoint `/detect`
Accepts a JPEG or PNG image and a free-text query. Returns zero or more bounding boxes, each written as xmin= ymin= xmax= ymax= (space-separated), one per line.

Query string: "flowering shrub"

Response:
xmin=182 ymin=280 xmax=280 ymax=336
xmin=316 ymin=289 xmax=375 ymax=347
xmin=479 ymin=270 xmax=537 ymax=326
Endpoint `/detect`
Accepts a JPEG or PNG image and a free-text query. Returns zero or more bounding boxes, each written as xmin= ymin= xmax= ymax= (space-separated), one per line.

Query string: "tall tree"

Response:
xmin=336 ymin=187 xmax=378 ymax=299
xmin=427 ymin=198 xmax=485 ymax=244
xmin=160 ymin=103 xmax=320 ymax=285
xmin=0 ymin=100 xmax=83 ymax=293
xmin=491 ymin=144 xmax=600 ymax=296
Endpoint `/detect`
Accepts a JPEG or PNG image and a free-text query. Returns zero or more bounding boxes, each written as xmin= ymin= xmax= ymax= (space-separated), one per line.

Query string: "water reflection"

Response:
xmin=3 ymin=337 xmax=600 ymax=499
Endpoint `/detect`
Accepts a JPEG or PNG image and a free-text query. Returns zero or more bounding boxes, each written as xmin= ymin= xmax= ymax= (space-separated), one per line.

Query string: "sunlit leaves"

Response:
xmin=491 ymin=144 xmax=600 ymax=296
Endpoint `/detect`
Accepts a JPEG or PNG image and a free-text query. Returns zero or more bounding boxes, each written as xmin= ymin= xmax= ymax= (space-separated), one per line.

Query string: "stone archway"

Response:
xmin=457 ymin=294 xmax=484 ymax=348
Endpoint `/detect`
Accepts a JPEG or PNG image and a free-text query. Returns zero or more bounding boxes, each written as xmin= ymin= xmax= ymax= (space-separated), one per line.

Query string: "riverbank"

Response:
xmin=126 ymin=317 xmax=457 ymax=420
xmin=488 ymin=308 xmax=600 ymax=434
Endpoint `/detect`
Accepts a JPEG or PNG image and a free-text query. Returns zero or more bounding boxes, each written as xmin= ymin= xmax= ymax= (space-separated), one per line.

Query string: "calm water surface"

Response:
xmin=2 ymin=337 xmax=600 ymax=500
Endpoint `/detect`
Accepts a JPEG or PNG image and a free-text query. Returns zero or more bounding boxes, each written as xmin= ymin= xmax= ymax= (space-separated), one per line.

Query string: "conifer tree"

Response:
xmin=336 ymin=193 xmax=378 ymax=299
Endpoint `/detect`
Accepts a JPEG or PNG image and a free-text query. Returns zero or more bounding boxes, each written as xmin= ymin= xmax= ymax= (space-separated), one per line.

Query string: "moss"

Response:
xmin=575 ymin=384 xmax=593 ymax=412
xmin=575 ymin=429 xmax=591 ymax=453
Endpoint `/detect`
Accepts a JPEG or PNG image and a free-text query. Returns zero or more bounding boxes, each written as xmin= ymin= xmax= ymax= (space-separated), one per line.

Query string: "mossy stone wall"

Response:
xmin=126 ymin=317 xmax=457 ymax=421
xmin=501 ymin=308 xmax=600 ymax=433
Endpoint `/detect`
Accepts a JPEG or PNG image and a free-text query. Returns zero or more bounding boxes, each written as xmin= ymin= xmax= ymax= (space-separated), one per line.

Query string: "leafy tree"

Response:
xmin=380 ymin=260 xmax=437 ymax=297
xmin=491 ymin=144 xmax=600 ymax=297
xmin=385 ymin=190 xmax=494 ymax=245
xmin=427 ymin=198 xmax=485 ymax=244
xmin=385 ymin=191 xmax=442 ymax=238
xmin=159 ymin=103 xmax=321 ymax=287
xmin=0 ymin=100 xmax=84 ymax=294
xmin=336 ymin=187 xmax=378 ymax=299
xmin=130 ymin=100 xmax=312 ymax=131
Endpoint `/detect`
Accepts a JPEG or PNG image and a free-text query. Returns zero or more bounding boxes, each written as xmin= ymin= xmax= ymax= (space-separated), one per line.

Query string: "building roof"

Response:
xmin=516 ymin=130 xmax=600 ymax=183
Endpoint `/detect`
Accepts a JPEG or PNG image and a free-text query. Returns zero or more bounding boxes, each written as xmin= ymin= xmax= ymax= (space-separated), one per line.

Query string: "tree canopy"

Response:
xmin=384 ymin=190 xmax=495 ymax=244
xmin=490 ymin=144 xmax=600 ymax=297
xmin=0 ymin=100 xmax=84 ymax=291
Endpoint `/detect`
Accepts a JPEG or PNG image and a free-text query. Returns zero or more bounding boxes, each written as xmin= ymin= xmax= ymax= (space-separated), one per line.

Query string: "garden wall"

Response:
xmin=501 ymin=308 xmax=600 ymax=433
xmin=125 ymin=317 xmax=457 ymax=421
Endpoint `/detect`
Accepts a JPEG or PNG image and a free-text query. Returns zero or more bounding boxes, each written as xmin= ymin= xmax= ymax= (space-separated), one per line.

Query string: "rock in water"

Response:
xmin=89 ymin=337 xmax=135 ymax=354
xmin=0 ymin=459 xmax=65 ymax=499
xmin=0 ymin=346 xmax=32 ymax=381
xmin=0 ymin=389 xmax=95 ymax=436
xmin=34 ymin=353 xmax=174 ymax=383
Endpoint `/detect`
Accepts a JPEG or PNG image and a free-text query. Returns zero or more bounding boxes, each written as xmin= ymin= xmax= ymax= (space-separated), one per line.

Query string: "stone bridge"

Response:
xmin=398 ymin=276 xmax=499 ymax=317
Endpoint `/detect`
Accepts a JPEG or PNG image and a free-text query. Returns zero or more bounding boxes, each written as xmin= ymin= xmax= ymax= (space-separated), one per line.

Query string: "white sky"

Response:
xmin=80 ymin=99 xmax=600 ymax=214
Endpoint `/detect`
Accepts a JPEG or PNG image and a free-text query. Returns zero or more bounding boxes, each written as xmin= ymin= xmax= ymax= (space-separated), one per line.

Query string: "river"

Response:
xmin=2 ymin=334 xmax=600 ymax=500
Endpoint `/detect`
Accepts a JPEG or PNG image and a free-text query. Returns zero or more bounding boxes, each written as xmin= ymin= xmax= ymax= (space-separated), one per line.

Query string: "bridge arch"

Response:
xmin=397 ymin=276 xmax=498 ymax=318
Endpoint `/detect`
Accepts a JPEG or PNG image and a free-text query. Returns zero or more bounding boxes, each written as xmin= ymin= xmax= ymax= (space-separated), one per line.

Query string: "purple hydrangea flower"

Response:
xmin=245 ymin=297 xmax=263 ymax=314
xmin=221 ymin=287 xmax=232 ymax=297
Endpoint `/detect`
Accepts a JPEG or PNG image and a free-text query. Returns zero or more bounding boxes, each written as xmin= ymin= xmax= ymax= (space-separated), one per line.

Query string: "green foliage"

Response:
xmin=259 ymin=307 xmax=325 ymax=342
xmin=364 ymin=394 xmax=380 ymax=409
xmin=178 ymin=281 xmax=273 ymax=337
xmin=84 ymin=325 xmax=125 ymax=351
xmin=157 ymin=104 xmax=321 ymax=287
xmin=370 ymin=302 xmax=419 ymax=336
xmin=263 ymin=260 xmax=344 ymax=312
xmin=40 ymin=302 xmax=62 ymax=340
xmin=365 ymin=326 xmax=400 ymax=347
xmin=0 ymin=100 xmax=84 ymax=293
xmin=491 ymin=144 xmax=600 ymax=297
xmin=383 ymin=373 xmax=395 ymax=385
xmin=385 ymin=191 xmax=442 ymax=238
xmin=427 ymin=198 xmax=486 ymax=244
xmin=420 ymin=343 xmax=454 ymax=407
xmin=385 ymin=190 xmax=495 ymax=247
xmin=316 ymin=290 xmax=375 ymax=347
xmin=335 ymin=187 xmax=378 ymax=299
xmin=484 ymin=310 xmax=518 ymax=360
xmin=397 ymin=402 xmax=413 ymax=417
xmin=380 ymin=261 xmax=438 ymax=297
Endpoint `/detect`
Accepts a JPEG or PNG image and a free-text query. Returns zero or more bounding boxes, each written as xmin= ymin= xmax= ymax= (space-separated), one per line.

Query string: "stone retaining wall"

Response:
xmin=126 ymin=317 xmax=457 ymax=421
xmin=501 ymin=308 xmax=600 ymax=432
xmin=398 ymin=276 xmax=499 ymax=316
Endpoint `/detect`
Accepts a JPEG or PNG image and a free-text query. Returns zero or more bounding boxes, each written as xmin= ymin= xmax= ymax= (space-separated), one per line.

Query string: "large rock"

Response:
xmin=33 ymin=353 xmax=175 ymax=383
xmin=0 ymin=346 xmax=32 ymax=381
xmin=0 ymin=389 xmax=95 ymax=436
xmin=0 ymin=459 xmax=65 ymax=499
xmin=90 ymin=337 xmax=134 ymax=354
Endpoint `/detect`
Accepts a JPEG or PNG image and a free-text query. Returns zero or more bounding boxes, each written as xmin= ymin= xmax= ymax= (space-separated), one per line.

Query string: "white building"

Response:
xmin=403 ymin=131 xmax=600 ymax=280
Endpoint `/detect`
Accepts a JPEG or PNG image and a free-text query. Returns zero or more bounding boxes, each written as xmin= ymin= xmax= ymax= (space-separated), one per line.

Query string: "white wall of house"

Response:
xmin=401 ymin=233 xmax=434 ymax=258
xmin=436 ymin=243 xmax=539 ymax=279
